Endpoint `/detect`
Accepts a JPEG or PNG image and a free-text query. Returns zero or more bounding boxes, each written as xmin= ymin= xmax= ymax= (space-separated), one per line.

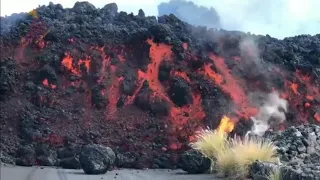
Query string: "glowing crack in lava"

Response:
xmin=107 ymin=65 xmax=124 ymax=115
xmin=124 ymin=39 xmax=206 ymax=150
xmin=42 ymin=78 xmax=56 ymax=89
xmin=204 ymin=54 xmax=258 ymax=119
xmin=93 ymin=47 xmax=125 ymax=116
xmin=61 ymin=53 xmax=91 ymax=76
xmin=282 ymin=70 xmax=320 ymax=122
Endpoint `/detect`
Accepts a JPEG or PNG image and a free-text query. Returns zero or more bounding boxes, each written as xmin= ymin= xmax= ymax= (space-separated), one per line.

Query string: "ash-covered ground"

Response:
xmin=0 ymin=2 xmax=319 ymax=170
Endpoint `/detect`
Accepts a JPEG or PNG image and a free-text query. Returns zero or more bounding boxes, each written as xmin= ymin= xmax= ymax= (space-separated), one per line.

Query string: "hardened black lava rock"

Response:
xmin=15 ymin=144 xmax=35 ymax=166
xmin=180 ymin=149 xmax=211 ymax=174
xmin=115 ymin=152 xmax=138 ymax=168
xmin=249 ymin=161 xmax=280 ymax=180
xmin=0 ymin=58 xmax=18 ymax=100
xmin=265 ymin=124 xmax=320 ymax=162
xmin=262 ymin=124 xmax=320 ymax=180
xmin=79 ymin=144 xmax=115 ymax=174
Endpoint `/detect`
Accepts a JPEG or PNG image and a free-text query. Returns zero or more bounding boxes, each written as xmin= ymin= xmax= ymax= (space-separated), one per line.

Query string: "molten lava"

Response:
xmin=42 ymin=78 xmax=56 ymax=89
xmin=204 ymin=54 xmax=258 ymax=119
xmin=61 ymin=53 xmax=91 ymax=76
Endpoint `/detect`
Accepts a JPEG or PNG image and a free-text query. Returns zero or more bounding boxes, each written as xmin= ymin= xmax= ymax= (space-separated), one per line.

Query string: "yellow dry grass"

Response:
xmin=216 ymin=135 xmax=278 ymax=177
xmin=191 ymin=129 xmax=279 ymax=178
xmin=190 ymin=129 xmax=228 ymax=159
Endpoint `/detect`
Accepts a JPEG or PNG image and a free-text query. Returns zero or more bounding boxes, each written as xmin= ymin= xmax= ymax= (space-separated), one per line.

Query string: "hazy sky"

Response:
xmin=1 ymin=0 xmax=319 ymax=39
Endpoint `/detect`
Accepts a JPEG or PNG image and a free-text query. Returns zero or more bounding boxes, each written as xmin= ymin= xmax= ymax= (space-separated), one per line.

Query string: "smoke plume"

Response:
xmin=250 ymin=92 xmax=288 ymax=136
xmin=158 ymin=0 xmax=221 ymax=29
xmin=238 ymin=37 xmax=288 ymax=136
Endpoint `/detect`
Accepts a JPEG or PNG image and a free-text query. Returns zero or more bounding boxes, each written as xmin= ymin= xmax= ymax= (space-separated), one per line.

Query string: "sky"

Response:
xmin=1 ymin=0 xmax=320 ymax=39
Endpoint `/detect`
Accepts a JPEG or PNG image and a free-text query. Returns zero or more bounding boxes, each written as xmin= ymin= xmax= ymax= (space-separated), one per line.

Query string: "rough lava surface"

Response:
xmin=0 ymin=2 xmax=319 ymax=169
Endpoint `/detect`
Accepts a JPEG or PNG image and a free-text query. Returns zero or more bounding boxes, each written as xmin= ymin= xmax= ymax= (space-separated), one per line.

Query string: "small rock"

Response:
xmin=249 ymin=161 xmax=280 ymax=180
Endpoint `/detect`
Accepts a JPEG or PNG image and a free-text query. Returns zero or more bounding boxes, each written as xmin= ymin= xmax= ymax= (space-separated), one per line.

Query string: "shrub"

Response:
xmin=191 ymin=129 xmax=279 ymax=178
xmin=190 ymin=129 xmax=228 ymax=159
xmin=216 ymin=135 xmax=278 ymax=177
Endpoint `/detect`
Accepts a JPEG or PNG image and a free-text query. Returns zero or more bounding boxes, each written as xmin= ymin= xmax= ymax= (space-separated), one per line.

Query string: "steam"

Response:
xmin=238 ymin=37 xmax=288 ymax=136
xmin=250 ymin=92 xmax=288 ymax=136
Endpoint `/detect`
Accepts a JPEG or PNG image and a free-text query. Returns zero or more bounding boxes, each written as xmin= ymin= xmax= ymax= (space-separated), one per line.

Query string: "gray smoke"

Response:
xmin=1 ymin=13 xmax=28 ymax=34
xmin=250 ymin=92 xmax=288 ymax=136
xmin=238 ymin=37 xmax=288 ymax=136
xmin=158 ymin=0 xmax=221 ymax=29
xmin=157 ymin=0 xmax=320 ymax=39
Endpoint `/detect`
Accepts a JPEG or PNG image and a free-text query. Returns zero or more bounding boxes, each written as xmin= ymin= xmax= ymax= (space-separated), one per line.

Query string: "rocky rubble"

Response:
xmin=0 ymin=1 xmax=319 ymax=171
xmin=248 ymin=124 xmax=320 ymax=180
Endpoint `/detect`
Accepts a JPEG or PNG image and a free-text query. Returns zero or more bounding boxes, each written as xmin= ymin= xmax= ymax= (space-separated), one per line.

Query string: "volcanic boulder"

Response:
xmin=180 ymin=149 xmax=211 ymax=174
xmin=79 ymin=144 xmax=115 ymax=174
xmin=15 ymin=145 xmax=35 ymax=166
xmin=34 ymin=144 xmax=57 ymax=166
xmin=168 ymin=76 xmax=193 ymax=107
xmin=249 ymin=161 xmax=280 ymax=180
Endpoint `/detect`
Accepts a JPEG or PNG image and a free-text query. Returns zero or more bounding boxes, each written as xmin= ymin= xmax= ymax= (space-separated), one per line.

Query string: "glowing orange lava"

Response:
xmin=42 ymin=78 xmax=56 ymax=89
xmin=282 ymin=70 xmax=320 ymax=122
xmin=171 ymin=71 xmax=191 ymax=82
xmin=107 ymin=65 xmax=124 ymax=115
xmin=290 ymin=83 xmax=299 ymax=94
xmin=61 ymin=53 xmax=91 ymax=76
xmin=315 ymin=113 xmax=320 ymax=122
xmin=205 ymin=54 xmax=258 ymax=119
xmin=183 ymin=43 xmax=188 ymax=50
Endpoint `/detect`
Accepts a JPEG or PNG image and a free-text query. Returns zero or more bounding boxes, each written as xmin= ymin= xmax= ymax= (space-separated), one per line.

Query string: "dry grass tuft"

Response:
xmin=190 ymin=129 xmax=228 ymax=159
xmin=230 ymin=135 xmax=278 ymax=166
xmin=191 ymin=130 xmax=279 ymax=178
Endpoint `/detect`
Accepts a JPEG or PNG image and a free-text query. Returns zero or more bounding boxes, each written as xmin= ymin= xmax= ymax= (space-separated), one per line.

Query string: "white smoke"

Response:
xmin=250 ymin=92 xmax=288 ymax=136
xmin=238 ymin=37 xmax=288 ymax=136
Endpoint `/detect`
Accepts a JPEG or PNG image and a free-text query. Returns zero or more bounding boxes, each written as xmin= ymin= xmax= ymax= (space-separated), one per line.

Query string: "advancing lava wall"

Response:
xmin=0 ymin=2 xmax=319 ymax=168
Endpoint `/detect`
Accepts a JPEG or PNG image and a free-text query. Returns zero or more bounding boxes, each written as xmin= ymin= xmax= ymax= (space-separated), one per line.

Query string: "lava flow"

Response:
xmin=204 ymin=54 xmax=258 ymax=119
xmin=1 ymin=4 xmax=320 ymax=170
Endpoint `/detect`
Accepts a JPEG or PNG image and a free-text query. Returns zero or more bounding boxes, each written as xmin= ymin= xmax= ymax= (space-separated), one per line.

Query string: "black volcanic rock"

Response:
xmin=15 ymin=145 xmax=35 ymax=166
xmin=79 ymin=144 xmax=115 ymax=174
xmin=168 ymin=76 xmax=193 ymax=107
xmin=180 ymin=149 xmax=211 ymax=174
